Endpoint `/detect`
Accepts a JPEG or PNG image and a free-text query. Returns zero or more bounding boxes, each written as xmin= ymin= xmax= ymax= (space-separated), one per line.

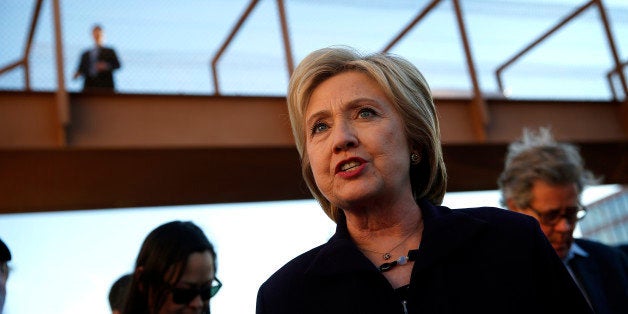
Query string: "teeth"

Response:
xmin=340 ymin=161 xmax=361 ymax=171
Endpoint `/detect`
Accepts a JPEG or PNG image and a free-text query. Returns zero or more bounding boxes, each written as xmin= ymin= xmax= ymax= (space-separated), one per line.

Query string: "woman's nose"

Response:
xmin=332 ymin=121 xmax=358 ymax=153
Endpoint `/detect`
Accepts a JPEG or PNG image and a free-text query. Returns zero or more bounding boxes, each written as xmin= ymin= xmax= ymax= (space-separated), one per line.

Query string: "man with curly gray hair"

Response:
xmin=498 ymin=127 xmax=628 ymax=314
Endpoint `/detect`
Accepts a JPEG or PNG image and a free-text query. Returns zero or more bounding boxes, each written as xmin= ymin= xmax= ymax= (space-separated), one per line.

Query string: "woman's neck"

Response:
xmin=346 ymin=201 xmax=424 ymax=289
xmin=345 ymin=200 xmax=423 ymax=249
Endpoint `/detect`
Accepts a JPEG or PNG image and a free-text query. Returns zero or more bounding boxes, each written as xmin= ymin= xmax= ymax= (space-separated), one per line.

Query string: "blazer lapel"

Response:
xmin=569 ymin=255 xmax=608 ymax=313
xmin=305 ymin=200 xmax=490 ymax=277
xmin=413 ymin=201 xmax=488 ymax=273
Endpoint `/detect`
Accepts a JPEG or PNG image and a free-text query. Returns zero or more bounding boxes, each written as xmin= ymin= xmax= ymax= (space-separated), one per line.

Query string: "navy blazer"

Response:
xmin=257 ymin=200 xmax=593 ymax=314
xmin=76 ymin=46 xmax=120 ymax=91
xmin=570 ymin=238 xmax=628 ymax=314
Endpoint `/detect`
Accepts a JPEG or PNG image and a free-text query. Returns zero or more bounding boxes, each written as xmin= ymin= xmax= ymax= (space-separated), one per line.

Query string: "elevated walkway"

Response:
xmin=1 ymin=0 xmax=627 ymax=213
xmin=1 ymin=91 xmax=626 ymax=213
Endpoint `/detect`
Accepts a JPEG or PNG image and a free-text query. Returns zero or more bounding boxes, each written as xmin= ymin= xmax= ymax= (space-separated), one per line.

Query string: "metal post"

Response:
xmin=381 ymin=0 xmax=441 ymax=53
xmin=52 ymin=0 xmax=69 ymax=145
xmin=211 ymin=0 xmax=260 ymax=95
xmin=495 ymin=1 xmax=594 ymax=95
xmin=452 ymin=0 xmax=487 ymax=141
xmin=24 ymin=0 xmax=45 ymax=90
xmin=276 ymin=0 xmax=294 ymax=76
xmin=596 ymin=0 xmax=627 ymax=100
xmin=595 ymin=0 xmax=628 ymax=134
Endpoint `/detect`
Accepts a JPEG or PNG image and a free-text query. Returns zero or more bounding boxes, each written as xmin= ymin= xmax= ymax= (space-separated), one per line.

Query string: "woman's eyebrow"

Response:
xmin=305 ymin=109 xmax=330 ymax=126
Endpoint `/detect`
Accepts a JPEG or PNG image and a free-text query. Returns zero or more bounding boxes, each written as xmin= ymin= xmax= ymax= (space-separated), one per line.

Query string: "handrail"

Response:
xmin=0 ymin=0 xmax=68 ymax=145
xmin=210 ymin=0 xmax=294 ymax=95
xmin=0 ymin=0 xmax=44 ymax=90
xmin=0 ymin=0 xmax=624 ymax=110
xmin=451 ymin=0 xmax=488 ymax=141
xmin=382 ymin=0 xmax=488 ymax=141
xmin=495 ymin=0 xmax=627 ymax=103
xmin=276 ymin=0 xmax=294 ymax=77
xmin=596 ymin=0 xmax=628 ymax=104
xmin=0 ymin=60 xmax=24 ymax=77
xmin=607 ymin=60 xmax=628 ymax=102
xmin=210 ymin=0 xmax=260 ymax=95
xmin=0 ymin=0 xmax=70 ymax=146
xmin=494 ymin=1 xmax=594 ymax=94
xmin=381 ymin=0 xmax=441 ymax=53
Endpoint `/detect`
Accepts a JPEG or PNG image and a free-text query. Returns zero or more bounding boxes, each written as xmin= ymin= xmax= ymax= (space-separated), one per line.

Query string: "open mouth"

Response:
xmin=339 ymin=160 xmax=362 ymax=172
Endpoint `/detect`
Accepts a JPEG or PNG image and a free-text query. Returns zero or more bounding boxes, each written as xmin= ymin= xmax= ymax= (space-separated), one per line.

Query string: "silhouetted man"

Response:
xmin=74 ymin=24 xmax=121 ymax=92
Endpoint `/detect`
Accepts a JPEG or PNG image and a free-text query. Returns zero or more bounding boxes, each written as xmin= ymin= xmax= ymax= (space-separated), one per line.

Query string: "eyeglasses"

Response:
xmin=526 ymin=204 xmax=587 ymax=226
xmin=170 ymin=277 xmax=222 ymax=305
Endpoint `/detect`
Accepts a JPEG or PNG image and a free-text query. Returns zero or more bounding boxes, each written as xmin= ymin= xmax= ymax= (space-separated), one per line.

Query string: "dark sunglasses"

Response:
xmin=170 ymin=278 xmax=222 ymax=305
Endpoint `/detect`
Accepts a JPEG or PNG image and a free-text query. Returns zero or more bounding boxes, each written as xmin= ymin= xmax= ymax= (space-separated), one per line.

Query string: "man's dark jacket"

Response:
xmin=570 ymin=238 xmax=628 ymax=314
xmin=76 ymin=46 xmax=120 ymax=91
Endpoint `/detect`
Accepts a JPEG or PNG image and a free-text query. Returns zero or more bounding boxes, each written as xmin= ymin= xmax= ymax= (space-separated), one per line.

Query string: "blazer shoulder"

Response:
xmin=260 ymin=244 xmax=324 ymax=289
xmin=575 ymin=238 xmax=628 ymax=260
xmin=451 ymin=207 xmax=551 ymax=255
xmin=455 ymin=206 xmax=540 ymax=228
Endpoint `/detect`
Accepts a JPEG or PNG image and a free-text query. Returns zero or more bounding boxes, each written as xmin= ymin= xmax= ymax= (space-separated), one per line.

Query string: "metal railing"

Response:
xmin=211 ymin=0 xmax=488 ymax=140
xmin=607 ymin=60 xmax=628 ymax=101
xmin=495 ymin=0 xmax=627 ymax=104
xmin=210 ymin=0 xmax=294 ymax=96
xmin=1 ymin=0 xmax=626 ymax=140
xmin=0 ymin=0 xmax=69 ymax=145
xmin=380 ymin=0 xmax=488 ymax=140
xmin=0 ymin=0 xmax=44 ymax=90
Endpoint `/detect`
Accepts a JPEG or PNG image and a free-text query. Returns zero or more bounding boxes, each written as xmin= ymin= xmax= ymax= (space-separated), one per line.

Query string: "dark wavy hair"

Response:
xmin=109 ymin=273 xmax=132 ymax=312
xmin=122 ymin=221 xmax=216 ymax=314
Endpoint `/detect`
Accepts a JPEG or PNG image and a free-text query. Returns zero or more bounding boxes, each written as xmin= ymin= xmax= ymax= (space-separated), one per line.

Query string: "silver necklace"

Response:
xmin=379 ymin=249 xmax=419 ymax=272
xmin=360 ymin=231 xmax=416 ymax=260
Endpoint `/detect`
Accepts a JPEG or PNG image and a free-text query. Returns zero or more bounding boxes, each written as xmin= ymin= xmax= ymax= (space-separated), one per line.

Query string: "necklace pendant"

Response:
xmin=383 ymin=252 xmax=391 ymax=260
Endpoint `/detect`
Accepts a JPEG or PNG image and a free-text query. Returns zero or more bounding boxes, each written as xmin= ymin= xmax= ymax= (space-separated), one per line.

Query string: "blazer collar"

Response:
xmin=305 ymin=199 xmax=489 ymax=276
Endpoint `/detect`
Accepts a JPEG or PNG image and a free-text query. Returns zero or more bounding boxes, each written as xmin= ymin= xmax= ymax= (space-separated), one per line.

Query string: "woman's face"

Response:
xmin=157 ymin=251 xmax=215 ymax=314
xmin=305 ymin=71 xmax=412 ymax=210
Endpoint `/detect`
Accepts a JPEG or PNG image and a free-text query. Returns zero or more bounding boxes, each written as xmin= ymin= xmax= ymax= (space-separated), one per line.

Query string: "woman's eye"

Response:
xmin=311 ymin=122 xmax=329 ymax=134
xmin=358 ymin=108 xmax=377 ymax=119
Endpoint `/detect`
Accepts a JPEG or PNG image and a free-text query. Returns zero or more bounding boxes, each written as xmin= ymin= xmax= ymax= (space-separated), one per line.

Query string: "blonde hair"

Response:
xmin=287 ymin=47 xmax=447 ymax=222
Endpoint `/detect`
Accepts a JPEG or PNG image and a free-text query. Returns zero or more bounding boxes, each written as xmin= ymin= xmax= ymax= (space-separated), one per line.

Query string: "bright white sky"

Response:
xmin=1 ymin=0 xmax=627 ymax=98
xmin=0 ymin=185 xmax=621 ymax=314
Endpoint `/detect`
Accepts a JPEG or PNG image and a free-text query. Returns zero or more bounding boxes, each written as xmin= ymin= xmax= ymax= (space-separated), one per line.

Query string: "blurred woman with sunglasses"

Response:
xmin=122 ymin=221 xmax=221 ymax=314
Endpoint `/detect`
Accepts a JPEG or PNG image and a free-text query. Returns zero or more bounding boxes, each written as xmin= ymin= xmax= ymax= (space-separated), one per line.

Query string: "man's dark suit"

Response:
xmin=570 ymin=238 xmax=628 ymax=314
xmin=75 ymin=46 xmax=120 ymax=92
